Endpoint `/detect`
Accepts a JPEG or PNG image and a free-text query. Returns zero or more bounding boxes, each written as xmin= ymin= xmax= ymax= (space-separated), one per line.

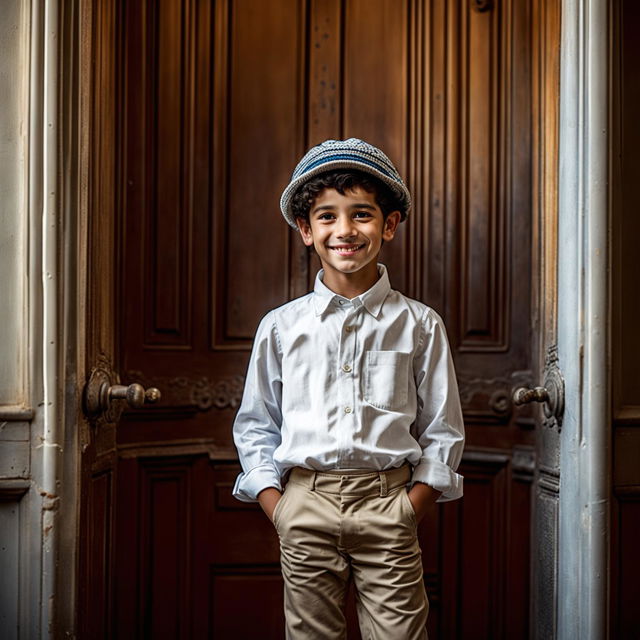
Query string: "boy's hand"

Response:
xmin=257 ymin=487 xmax=283 ymax=523
xmin=407 ymin=482 xmax=441 ymax=523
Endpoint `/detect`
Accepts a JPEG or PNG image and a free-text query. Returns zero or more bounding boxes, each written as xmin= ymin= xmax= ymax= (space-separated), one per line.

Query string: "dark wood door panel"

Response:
xmin=119 ymin=0 xmax=536 ymax=441
xmin=110 ymin=1 xmax=537 ymax=638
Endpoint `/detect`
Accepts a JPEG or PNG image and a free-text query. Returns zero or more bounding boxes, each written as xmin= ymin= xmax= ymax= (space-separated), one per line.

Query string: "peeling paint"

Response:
xmin=38 ymin=487 xmax=60 ymax=513
xmin=35 ymin=439 xmax=63 ymax=452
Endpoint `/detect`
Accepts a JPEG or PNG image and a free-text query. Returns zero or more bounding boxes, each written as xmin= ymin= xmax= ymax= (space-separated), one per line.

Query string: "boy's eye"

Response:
xmin=354 ymin=211 xmax=372 ymax=219
xmin=318 ymin=213 xmax=335 ymax=221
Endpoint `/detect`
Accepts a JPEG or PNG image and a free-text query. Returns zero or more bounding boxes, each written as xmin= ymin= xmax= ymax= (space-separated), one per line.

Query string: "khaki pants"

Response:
xmin=273 ymin=465 xmax=429 ymax=639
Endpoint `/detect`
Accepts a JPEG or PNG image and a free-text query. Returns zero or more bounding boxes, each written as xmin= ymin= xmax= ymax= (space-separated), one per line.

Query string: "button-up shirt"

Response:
xmin=232 ymin=264 xmax=465 ymax=502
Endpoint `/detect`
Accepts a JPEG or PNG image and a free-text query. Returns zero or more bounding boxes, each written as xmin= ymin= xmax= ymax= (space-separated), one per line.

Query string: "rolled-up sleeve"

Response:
xmin=232 ymin=312 xmax=284 ymax=502
xmin=411 ymin=309 xmax=465 ymax=501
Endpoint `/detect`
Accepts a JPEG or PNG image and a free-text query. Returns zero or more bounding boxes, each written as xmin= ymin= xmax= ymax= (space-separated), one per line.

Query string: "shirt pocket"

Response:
xmin=363 ymin=351 xmax=410 ymax=411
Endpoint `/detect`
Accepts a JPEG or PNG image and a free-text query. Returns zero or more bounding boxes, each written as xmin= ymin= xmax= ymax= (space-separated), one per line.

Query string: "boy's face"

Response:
xmin=296 ymin=186 xmax=401 ymax=284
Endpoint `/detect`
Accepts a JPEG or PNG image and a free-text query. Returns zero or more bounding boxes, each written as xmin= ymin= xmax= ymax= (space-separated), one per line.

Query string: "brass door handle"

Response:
xmin=512 ymin=346 xmax=564 ymax=428
xmin=513 ymin=386 xmax=549 ymax=405
xmin=107 ymin=383 xmax=161 ymax=409
xmin=84 ymin=365 xmax=161 ymax=418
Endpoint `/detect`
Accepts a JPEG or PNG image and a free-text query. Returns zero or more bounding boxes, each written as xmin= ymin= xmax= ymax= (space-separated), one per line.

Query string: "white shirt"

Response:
xmin=232 ymin=264 xmax=465 ymax=502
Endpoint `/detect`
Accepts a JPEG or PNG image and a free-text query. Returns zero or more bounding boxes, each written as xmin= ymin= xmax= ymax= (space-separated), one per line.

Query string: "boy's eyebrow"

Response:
xmin=311 ymin=203 xmax=377 ymax=213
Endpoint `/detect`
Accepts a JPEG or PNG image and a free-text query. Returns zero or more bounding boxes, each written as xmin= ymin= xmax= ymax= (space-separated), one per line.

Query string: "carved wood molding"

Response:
xmin=537 ymin=465 xmax=560 ymax=494
xmin=124 ymin=370 xmax=244 ymax=412
xmin=85 ymin=354 xmax=124 ymax=427
xmin=541 ymin=344 xmax=564 ymax=431
xmin=512 ymin=446 xmax=536 ymax=481
xmin=126 ymin=367 xmax=539 ymax=423
xmin=471 ymin=0 xmax=494 ymax=12
xmin=458 ymin=370 xmax=533 ymax=423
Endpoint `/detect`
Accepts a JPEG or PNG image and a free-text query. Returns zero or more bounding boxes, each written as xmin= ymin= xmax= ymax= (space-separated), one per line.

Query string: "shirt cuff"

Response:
xmin=232 ymin=464 xmax=282 ymax=503
xmin=410 ymin=458 xmax=463 ymax=502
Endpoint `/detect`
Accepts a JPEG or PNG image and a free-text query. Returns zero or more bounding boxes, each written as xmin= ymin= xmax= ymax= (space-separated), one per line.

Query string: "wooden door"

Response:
xmin=80 ymin=1 xmax=556 ymax=638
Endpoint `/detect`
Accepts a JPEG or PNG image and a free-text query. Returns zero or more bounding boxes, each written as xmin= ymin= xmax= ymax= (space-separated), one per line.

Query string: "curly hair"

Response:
xmin=290 ymin=170 xmax=402 ymax=222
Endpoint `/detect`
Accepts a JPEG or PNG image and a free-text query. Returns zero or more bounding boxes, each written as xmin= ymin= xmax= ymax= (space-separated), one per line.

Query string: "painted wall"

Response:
xmin=0 ymin=2 xmax=46 ymax=638
xmin=0 ymin=0 xmax=28 ymax=408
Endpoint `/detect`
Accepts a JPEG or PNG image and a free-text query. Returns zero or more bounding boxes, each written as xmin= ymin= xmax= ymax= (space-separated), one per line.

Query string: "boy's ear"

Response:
xmin=382 ymin=211 xmax=401 ymax=241
xmin=296 ymin=218 xmax=315 ymax=246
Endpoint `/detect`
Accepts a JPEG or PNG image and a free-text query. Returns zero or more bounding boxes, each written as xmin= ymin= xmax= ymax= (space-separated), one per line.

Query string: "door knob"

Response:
xmin=106 ymin=383 xmax=161 ymax=409
xmin=513 ymin=386 xmax=549 ymax=405
xmin=84 ymin=365 xmax=161 ymax=418
xmin=512 ymin=346 xmax=565 ymax=428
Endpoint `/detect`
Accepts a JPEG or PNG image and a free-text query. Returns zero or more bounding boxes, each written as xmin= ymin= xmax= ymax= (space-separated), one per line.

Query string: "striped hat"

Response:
xmin=279 ymin=138 xmax=411 ymax=228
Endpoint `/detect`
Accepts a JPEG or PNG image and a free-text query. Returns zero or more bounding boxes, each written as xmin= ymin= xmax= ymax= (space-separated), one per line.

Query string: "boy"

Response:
xmin=233 ymin=138 xmax=464 ymax=639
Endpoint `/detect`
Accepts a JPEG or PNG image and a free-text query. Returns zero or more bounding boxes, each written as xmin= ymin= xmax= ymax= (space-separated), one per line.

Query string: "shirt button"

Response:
xmin=344 ymin=406 xmax=352 ymax=414
xmin=342 ymin=364 xmax=352 ymax=373
xmin=339 ymin=300 xmax=345 ymax=305
xmin=345 ymin=326 xmax=353 ymax=333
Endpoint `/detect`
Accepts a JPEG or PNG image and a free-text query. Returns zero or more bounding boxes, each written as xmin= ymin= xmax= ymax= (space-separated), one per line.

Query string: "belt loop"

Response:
xmin=379 ymin=472 xmax=388 ymax=497
xmin=308 ymin=470 xmax=317 ymax=492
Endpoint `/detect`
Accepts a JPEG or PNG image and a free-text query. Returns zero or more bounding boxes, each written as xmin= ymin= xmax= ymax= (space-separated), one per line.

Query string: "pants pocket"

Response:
xmin=399 ymin=487 xmax=417 ymax=529
xmin=272 ymin=483 xmax=293 ymax=531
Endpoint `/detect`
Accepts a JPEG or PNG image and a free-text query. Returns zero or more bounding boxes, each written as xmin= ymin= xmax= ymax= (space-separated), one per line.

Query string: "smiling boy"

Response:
xmin=233 ymin=138 xmax=465 ymax=639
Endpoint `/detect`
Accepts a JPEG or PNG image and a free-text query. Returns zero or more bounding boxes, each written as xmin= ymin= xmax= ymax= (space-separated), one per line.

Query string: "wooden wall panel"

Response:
xmin=215 ymin=0 xmax=305 ymax=343
xmin=533 ymin=476 xmax=558 ymax=640
xmin=210 ymin=571 xmax=285 ymax=637
xmin=612 ymin=1 xmax=640 ymax=636
xmin=419 ymin=0 xmax=448 ymax=313
xmin=342 ymin=0 xmax=410 ymax=293
xmin=209 ymin=466 xmax=280 ymax=566
xmin=140 ymin=462 xmax=192 ymax=638
xmin=148 ymin=0 xmax=194 ymax=344
xmin=507 ymin=457 xmax=534 ymax=639
xmin=530 ymin=0 xmax=560 ymax=636
xmin=115 ymin=456 xmax=209 ymax=638
xmin=113 ymin=2 xmax=538 ymax=638
xmin=127 ymin=0 xmax=197 ymax=348
xmin=612 ymin=492 xmax=640 ymax=638
xmin=440 ymin=454 xmax=513 ymax=640
xmin=82 ymin=471 xmax=113 ymax=640
xmin=307 ymin=0 xmax=342 ymax=145
xmin=122 ymin=0 xmax=198 ymax=351
xmin=460 ymin=1 xmax=506 ymax=351
xmin=616 ymin=0 xmax=640 ymax=411
xmin=121 ymin=0 xmax=534 ymax=429
xmin=408 ymin=0 xmax=534 ymax=429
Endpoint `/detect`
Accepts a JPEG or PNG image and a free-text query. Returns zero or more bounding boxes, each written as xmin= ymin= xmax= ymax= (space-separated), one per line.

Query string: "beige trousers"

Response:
xmin=273 ymin=465 xmax=429 ymax=640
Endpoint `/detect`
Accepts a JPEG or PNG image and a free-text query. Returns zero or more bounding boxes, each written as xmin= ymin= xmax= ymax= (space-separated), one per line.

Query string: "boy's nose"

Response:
xmin=335 ymin=216 xmax=356 ymax=238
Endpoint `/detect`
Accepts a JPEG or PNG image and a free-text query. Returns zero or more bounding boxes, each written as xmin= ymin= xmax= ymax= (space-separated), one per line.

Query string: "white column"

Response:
xmin=557 ymin=0 xmax=610 ymax=638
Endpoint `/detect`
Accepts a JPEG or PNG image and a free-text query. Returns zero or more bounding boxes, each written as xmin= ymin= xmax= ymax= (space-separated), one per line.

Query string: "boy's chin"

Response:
xmin=319 ymin=255 xmax=381 ymax=276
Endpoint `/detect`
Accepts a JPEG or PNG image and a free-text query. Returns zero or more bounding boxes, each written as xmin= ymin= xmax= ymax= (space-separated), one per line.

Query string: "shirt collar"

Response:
xmin=312 ymin=264 xmax=391 ymax=318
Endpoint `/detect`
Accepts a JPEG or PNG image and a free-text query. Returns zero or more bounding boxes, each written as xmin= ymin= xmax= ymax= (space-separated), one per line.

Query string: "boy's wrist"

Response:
xmin=257 ymin=487 xmax=283 ymax=523
xmin=407 ymin=482 xmax=441 ymax=523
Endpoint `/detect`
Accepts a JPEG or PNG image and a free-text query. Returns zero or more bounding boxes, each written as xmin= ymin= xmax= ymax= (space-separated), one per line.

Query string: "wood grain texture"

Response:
xmin=611 ymin=2 xmax=640 ymax=635
xmin=95 ymin=1 xmax=542 ymax=638
xmin=79 ymin=0 xmax=120 ymax=636
xmin=82 ymin=471 xmax=114 ymax=639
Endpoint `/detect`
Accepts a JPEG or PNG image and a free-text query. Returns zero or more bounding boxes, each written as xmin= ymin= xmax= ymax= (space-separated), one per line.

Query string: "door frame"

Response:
xmin=26 ymin=0 xmax=88 ymax=634
xmin=556 ymin=0 xmax=611 ymax=638
xmin=69 ymin=0 xmax=614 ymax=637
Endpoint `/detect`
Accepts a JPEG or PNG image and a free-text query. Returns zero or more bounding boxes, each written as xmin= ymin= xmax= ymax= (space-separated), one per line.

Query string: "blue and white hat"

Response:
xmin=279 ymin=138 xmax=412 ymax=228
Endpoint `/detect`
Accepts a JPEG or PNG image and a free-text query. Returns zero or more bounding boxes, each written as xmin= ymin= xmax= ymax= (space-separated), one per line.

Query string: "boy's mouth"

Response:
xmin=328 ymin=243 xmax=366 ymax=256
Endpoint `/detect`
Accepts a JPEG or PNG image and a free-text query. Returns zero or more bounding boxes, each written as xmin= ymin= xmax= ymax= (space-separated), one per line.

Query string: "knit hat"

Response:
xmin=279 ymin=138 xmax=412 ymax=228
